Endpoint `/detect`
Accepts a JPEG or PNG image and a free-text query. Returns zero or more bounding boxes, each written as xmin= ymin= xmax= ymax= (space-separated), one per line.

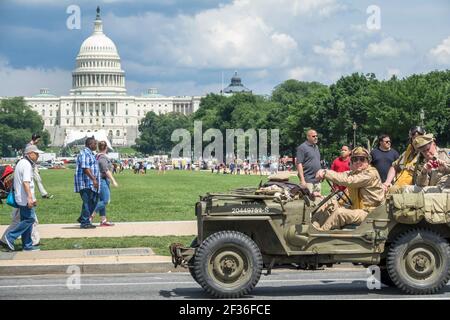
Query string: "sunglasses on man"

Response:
xmin=351 ymin=156 xmax=367 ymax=163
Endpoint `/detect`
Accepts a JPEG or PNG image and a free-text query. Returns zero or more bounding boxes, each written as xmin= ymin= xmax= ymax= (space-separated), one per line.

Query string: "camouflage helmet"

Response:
xmin=413 ymin=133 xmax=434 ymax=150
xmin=350 ymin=146 xmax=371 ymax=162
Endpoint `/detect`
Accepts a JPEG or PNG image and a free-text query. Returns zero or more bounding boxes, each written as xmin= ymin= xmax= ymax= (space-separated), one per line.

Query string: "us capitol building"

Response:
xmin=22 ymin=8 xmax=202 ymax=147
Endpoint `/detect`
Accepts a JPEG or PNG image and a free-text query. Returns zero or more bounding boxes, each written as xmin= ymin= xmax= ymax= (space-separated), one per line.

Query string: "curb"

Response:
xmin=0 ymin=261 xmax=186 ymax=276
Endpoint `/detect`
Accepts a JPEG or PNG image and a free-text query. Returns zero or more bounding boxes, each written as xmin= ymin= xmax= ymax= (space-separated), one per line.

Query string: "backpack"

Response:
xmin=0 ymin=165 xmax=14 ymax=204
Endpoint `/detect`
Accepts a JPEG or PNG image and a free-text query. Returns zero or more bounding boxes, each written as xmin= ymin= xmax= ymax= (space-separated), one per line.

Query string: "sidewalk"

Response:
xmin=0 ymin=221 xmax=197 ymax=239
xmin=0 ymin=221 xmax=197 ymax=276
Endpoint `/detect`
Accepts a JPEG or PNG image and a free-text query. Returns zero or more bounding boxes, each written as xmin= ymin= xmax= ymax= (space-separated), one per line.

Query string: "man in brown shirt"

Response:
xmin=313 ymin=147 xmax=385 ymax=231
xmin=402 ymin=134 xmax=450 ymax=193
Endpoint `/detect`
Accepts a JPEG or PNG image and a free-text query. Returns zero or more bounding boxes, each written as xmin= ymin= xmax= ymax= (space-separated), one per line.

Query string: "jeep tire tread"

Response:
xmin=387 ymin=228 xmax=450 ymax=294
xmin=194 ymin=231 xmax=263 ymax=298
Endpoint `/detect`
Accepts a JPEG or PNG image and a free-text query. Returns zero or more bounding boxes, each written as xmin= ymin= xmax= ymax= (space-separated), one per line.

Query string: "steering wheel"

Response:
xmin=310 ymin=183 xmax=352 ymax=218
xmin=313 ymin=189 xmax=341 ymax=212
xmin=324 ymin=179 xmax=352 ymax=208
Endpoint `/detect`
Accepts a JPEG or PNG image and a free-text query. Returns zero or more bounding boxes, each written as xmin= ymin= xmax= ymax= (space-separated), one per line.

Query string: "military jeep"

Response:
xmin=170 ymin=178 xmax=450 ymax=298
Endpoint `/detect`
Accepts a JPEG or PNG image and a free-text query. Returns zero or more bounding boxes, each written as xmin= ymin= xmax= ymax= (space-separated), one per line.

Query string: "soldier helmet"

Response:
xmin=409 ymin=126 xmax=425 ymax=137
xmin=412 ymin=133 xmax=434 ymax=150
xmin=350 ymin=146 xmax=371 ymax=162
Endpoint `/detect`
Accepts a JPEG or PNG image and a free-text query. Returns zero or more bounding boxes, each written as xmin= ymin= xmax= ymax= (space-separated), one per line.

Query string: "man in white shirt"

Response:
xmin=3 ymin=145 xmax=43 ymax=251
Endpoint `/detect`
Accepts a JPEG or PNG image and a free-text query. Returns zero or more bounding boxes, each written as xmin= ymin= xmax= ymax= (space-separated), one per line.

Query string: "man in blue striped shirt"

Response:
xmin=74 ymin=137 xmax=100 ymax=229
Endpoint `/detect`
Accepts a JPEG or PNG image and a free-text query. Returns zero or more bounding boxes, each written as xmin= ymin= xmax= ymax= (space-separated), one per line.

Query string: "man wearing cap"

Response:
xmin=312 ymin=147 xmax=385 ymax=231
xmin=2 ymin=145 xmax=43 ymax=251
xmin=403 ymin=134 xmax=450 ymax=193
xmin=384 ymin=126 xmax=426 ymax=193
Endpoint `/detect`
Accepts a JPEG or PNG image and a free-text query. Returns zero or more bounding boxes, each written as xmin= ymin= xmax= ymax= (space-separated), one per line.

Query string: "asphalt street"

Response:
xmin=0 ymin=269 xmax=449 ymax=300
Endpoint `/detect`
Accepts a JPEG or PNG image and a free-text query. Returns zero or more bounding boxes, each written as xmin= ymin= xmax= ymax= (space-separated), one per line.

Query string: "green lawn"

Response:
xmin=0 ymin=169 xmax=330 ymax=224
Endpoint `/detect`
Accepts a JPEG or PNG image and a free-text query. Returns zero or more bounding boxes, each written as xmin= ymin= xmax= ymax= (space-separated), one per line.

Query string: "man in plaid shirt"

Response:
xmin=74 ymin=137 xmax=100 ymax=229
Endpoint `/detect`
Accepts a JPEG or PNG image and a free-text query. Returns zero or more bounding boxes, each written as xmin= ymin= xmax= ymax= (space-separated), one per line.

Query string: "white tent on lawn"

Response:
xmin=64 ymin=129 xmax=113 ymax=150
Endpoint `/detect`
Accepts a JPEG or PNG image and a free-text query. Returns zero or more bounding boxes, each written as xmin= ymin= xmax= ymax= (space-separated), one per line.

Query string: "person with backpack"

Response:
xmin=2 ymin=145 xmax=44 ymax=251
xmin=90 ymin=141 xmax=118 ymax=227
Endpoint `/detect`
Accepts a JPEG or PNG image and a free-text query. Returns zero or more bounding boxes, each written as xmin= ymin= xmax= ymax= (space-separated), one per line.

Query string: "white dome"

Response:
xmin=79 ymin=34 xmax=119 ymax=56
xmin=71 ymin=8 xmax=126 ymax=96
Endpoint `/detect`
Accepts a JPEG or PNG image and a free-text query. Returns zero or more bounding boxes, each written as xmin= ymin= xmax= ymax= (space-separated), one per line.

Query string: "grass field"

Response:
xmin=0 ymin=169 xmax=330 ymax=225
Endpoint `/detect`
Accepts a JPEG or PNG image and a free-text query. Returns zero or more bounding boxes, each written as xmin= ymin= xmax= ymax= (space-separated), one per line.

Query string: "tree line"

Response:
xmin=135 ymin=70 xmax=450 ymax=162
xmin=1 ymin=70 xmax=448 ymax=160
xmin=0 ymin=97 xmax=50 ymax=157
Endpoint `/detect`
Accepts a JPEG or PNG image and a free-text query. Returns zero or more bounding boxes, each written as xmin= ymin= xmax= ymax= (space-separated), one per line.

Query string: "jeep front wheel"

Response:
xmin=194 ymin=231 xmax=263 ymax=298
xmin=387 ymin=229 xmax=450 ymax=294
xmin=188 ymin=237 xmax=199 ymax=284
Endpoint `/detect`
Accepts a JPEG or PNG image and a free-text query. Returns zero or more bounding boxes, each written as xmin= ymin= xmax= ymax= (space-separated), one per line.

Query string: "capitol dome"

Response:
xmin=71 ymin=7 xmax=126 ymax=95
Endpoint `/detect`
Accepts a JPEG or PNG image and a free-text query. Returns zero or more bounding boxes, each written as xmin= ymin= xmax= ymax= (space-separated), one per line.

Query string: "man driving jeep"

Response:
xmin=312 ymin=147 xmax=385 ymax=231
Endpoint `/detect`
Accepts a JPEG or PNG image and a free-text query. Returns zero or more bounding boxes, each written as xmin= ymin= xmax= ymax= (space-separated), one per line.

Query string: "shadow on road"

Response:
xmin=160 ymin=281 xmax=450 ymax=299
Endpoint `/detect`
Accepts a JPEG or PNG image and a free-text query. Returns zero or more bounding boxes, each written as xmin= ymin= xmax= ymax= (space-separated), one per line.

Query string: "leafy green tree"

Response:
xmin=134 ymin=111 xmax=192 ymax=154
xmin=0 ymin=97 xmax=49 ymax=157
xmin=135 ymin=70 xmax=450 ymax=160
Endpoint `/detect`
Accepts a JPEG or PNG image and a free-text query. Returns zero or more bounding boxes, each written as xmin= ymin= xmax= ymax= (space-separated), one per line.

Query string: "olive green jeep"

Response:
xmin=170 ymin=178 xmax=450 ymax=298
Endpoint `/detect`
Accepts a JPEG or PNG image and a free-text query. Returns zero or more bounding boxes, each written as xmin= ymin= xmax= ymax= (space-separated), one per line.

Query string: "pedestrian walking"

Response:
xmin=91 ymin=141 xmax=118 ymax=227
xmin=26 ymin=133 xmax=54 ymax=199
xmin=2 ymin=145 xmax=44 ymax=251
xmin=1 ymin=208 xmax=40 ymax=247
xmin=75 ymin=137 xmax=100 ymax=229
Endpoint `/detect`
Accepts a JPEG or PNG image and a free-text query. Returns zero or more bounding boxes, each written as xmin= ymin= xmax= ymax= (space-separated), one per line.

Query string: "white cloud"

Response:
xmin=287 ymin=66 xmax=318 ymax=80
xmin=0 ymin=57 xmax=71 ymax=97
xmin=386 ymin=68 xmax=401 ymax=78
xmin=353 ymin=55 xmax=363 ymax=70
xmin=364 ymin=37 xmax=412 ymax=58
xmin=126 ymin=79 xmax=221 ymax=97
xmin=105 ymin=0 xmax=347 ymax=70
xmin=429 ymin=36 xmax=450 ymax=65
xmin=313 ymin=40 xmax=349 ymax=67
xmin=292 ymin=0 xmax=345 ymax=17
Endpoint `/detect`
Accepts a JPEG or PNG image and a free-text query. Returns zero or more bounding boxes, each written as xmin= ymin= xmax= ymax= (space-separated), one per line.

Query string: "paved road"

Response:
xmin=0 ymin=269 xmax=449 ymax=300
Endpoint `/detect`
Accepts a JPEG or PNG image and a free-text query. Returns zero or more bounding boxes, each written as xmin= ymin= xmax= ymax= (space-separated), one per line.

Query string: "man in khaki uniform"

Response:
xmin=384 ymin=126 xmax=425 ymax=193
xmin=402 ymin=134 xmax=450 ymax=193
xmin=312 ymin=147 xmax=385 ymax=231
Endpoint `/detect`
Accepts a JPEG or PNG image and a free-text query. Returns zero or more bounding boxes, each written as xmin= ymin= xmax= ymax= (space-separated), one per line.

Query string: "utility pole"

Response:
xmin=352 ymin=121 xmax=357 ymax=148
xmin=221 ymin=71 xmax=224 ymax=95
xmin=420 ymin=108 xmax=425 ymax=127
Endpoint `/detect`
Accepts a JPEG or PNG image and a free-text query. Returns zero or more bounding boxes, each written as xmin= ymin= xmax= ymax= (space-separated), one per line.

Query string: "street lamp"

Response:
xmin=352 ymin=121 xmax=357 ymax=148
xmin=420 ymin=108 xmax=425 ymax=127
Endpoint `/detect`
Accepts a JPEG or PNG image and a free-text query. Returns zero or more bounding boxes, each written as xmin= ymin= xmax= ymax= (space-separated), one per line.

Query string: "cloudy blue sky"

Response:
xmin=0 ymin=0 xmax=449 ymax=97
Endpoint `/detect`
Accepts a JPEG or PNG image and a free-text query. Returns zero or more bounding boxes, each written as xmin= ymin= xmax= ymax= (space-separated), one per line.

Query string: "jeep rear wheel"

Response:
xmin=194 ymin=231 xmax=263 ymax=298
xmin=387 ymin=229 xmax=450 ymax=294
